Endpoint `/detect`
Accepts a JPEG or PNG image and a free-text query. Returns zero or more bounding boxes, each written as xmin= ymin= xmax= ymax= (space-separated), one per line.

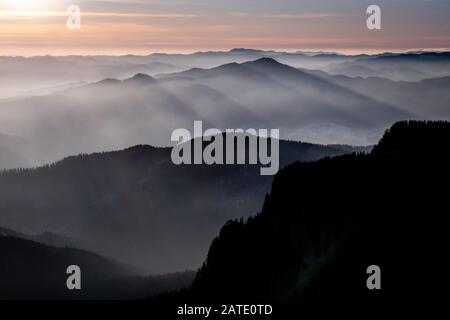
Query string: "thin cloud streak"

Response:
xmin=0 ymin=10 xmax=349 ymax=19
xmin=0 ymin=10 xmax=199 ymax=18
xmin=228 ymin=12 xmax=357 ymax=19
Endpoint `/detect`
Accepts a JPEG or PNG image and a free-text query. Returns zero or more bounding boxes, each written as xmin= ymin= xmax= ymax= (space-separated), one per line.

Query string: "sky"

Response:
xmin=0 ymin=0 xmax=449 ymax=56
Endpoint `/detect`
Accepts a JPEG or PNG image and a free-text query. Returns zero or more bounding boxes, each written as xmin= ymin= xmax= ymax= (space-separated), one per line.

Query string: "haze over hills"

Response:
xmin=0 ymin=138 xmax=362 ymax=273
xmin=160 ymin=58 xmax=411 ymax=140
xmin=325 ymin=75 xmax=450 ymax=119
xmin=324 ymin=52 xmax=450 ymax=81
xmin=0 ymin=133 xmax=33 ymax=169
xmin=1 ymin=48 xmax=449 ymax=301
xmin=0 ymin=56 xmax=188 ymax=99
xmin=2 ymin=50 xmax=449 ymax=99
xmin=0 ymin=57 xmax=419 ymax=169
xmin=0 ymin=226 xmax=88 ymax=250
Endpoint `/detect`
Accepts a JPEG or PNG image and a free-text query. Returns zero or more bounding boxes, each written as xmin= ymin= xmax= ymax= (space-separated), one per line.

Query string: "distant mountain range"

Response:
xmin=2 ymin=49 xmax=449 ymax=99
xmin=325 ymin=75 xmax=450 ymax=119
xmin=324 ymin=52 xmax=450 ymax=81
xmin=0 ymin=57 xmax=418 ymax=169
xmin=2 ymin=50 xmax=450 ymax=169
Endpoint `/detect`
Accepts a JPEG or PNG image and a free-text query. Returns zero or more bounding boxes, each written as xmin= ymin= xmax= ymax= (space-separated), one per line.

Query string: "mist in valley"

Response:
xmin=1 ymin=49 xmax=449 ymax=274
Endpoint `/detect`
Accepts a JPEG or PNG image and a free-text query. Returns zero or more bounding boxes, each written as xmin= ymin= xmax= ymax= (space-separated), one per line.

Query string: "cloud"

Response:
xmin=0 ymin=10 xmax=199 ymax=18
xmin=228 ymin=12 xmax=356 ymax=19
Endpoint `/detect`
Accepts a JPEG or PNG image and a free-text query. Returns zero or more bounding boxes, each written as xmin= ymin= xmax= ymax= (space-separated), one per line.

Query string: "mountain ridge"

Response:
xmin=181 ymin=121 xmax=450 ymax=304
xmin=0 ymin=236 xmax=195 ymax=299
xmin=0 ymin=138 xmax=360 ymax=273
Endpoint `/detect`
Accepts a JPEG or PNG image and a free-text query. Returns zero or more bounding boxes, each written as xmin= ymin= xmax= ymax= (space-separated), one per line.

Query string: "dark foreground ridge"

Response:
xmin=155 ymin=121 xmax=449 ymax=309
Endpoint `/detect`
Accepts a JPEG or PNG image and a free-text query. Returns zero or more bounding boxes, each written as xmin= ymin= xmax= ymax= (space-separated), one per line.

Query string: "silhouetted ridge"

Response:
xmin=242 ymin=56 xmax=347 ymax=87
xmin=228 ymin=48 xmax=268 ymax=55
xmin=0 ymin=226 xmax=87 ymax=250
xmin=92 ymin=74 xmax=156 ymax=87
xmin=374 ymin=51 xmax=450 ymax=62
xmin=243 ymin=57 xmax=295 ymax=72
xmin=0 ymin=236 xmax=195 ymax=299
xmin=95 ymin=78 xmax=121 ymax=85
xmin=249 ymin=57 xmax=280 ymax=65
xmin=126 ymin=73 xmax=156 ymax=84
xmin=372 ymin=120 xmax=450 ymax=156
xmin=186 ymin=121 xmax=450 ymax=305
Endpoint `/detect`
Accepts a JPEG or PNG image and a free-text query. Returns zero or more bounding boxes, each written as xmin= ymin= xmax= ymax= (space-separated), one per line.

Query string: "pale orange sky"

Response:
xmin=1 ymin=0 xmax=449 ymax=56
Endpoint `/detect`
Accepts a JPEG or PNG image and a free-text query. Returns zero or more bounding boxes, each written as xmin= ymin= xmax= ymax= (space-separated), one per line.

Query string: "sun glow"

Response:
xmin=1 ymin=0 xmax=50 ymax=11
